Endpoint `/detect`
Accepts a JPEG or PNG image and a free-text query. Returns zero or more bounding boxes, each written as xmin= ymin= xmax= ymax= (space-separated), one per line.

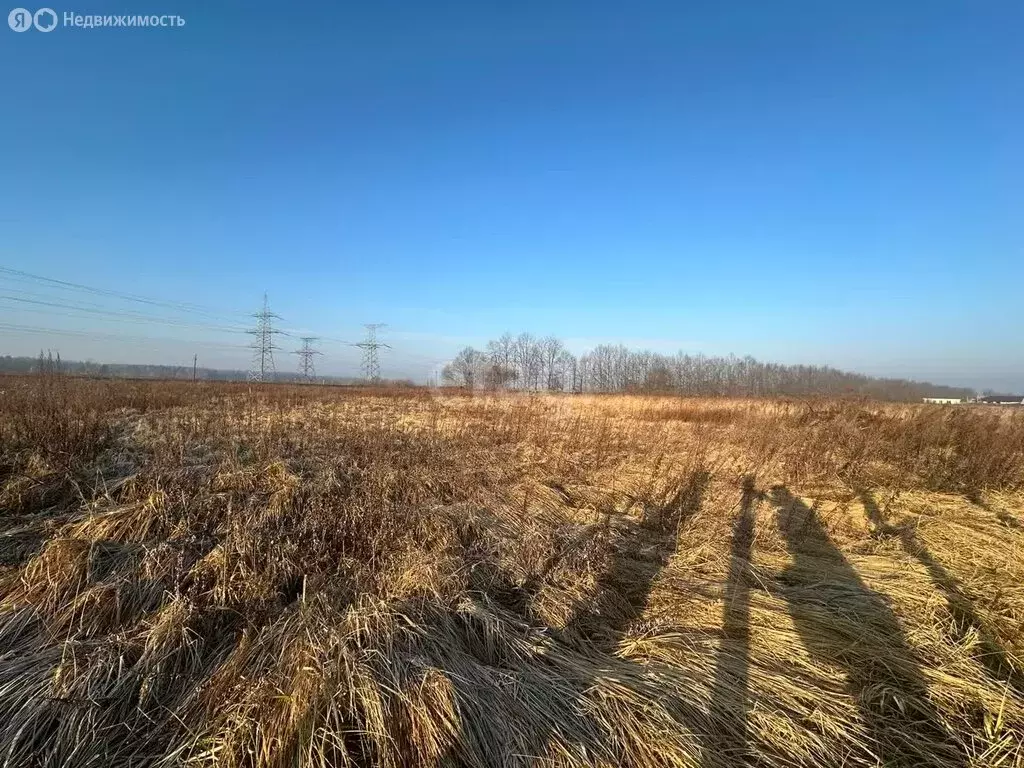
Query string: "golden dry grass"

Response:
xmin=1 ymin=376 xmax=1022 ymax=767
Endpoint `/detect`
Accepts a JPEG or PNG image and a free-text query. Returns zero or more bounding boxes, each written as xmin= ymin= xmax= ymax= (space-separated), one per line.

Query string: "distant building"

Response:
xmin=922 ymin=397 xmax=962 ymax=404
xmin=977 ymin=395 xmax=1024 ymax=405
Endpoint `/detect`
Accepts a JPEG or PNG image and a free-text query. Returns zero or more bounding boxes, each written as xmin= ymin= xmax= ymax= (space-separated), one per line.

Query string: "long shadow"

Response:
xmin=705 ymin=476 xmax=759 ymax=767
xmin=860 ymin=489 xmax=1022 ymax=693
xmin=443 ymin=468 xmax=710 ymax=766
xmin=561 ymin=469 xmax=710 ymax=651
xmin=771 ymin=486 xmax=967 ymax=767
xmin=969 ymin=494 xmax=1023 ymax=531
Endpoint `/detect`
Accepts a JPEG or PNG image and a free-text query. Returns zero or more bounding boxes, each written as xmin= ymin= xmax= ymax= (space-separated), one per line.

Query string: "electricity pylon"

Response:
xmin=247 ymin=293 xmax=282 ymax=382
xmin=294 ymin=336 xmax=321 ymax=382
xmin=354 ymin=323 xmax=389 ymax=383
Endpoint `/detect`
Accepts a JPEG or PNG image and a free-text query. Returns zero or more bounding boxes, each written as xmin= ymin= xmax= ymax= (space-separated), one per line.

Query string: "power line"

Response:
xmin=0 ymin=266 xmax=250 ymax=323
xmin=0 ymin=267 xmax=441 ymax=380
xmin=353 ymin=323 xmax=390 ymax=383
xmin=0 ymin=321 xmax=250 ymax=351
xmin=0 ymin=273 xmax=350 ymax=345
xmin=246 ymin=294 xmax=282 ymax=382
xmin=0 ymin=294 xmax=250 ymax=334
xmin=293 ymin=336 xmax=321 ymax=382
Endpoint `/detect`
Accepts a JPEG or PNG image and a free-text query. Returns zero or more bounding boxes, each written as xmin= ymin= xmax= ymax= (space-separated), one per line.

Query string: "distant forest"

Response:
xmin=0 ymin=342 xmax=977 ymax=402
xmin=0 ymin=354 xmax=367 ymax=385
xmin=441 ymin=333 xmax=976 ymax=401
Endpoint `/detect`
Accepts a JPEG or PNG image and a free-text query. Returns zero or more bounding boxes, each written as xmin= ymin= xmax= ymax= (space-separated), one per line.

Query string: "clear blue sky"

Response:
xmin=1 ymin=1 xmax=1021 ymax=389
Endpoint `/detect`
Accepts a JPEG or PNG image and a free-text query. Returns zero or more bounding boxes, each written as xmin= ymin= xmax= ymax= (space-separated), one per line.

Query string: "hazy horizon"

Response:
xmin=0 ymin=282 xmax=1017 ymax=393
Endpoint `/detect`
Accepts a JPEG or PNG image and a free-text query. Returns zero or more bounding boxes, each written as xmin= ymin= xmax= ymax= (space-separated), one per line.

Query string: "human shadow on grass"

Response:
xmin=441 ymin=468 xmax=710 ymax=766
xmin=968 ymin=493 xmax=1023 ymax=531
xmin=771 ymin=486 xmax=968 ymax=767
xmin=859 ymin=489 xmax=1022 ymax=693
xmin=560 ymin=468 xmax=711 ymax=652
xmin=704 ymin=475 xmax=760 ymax=767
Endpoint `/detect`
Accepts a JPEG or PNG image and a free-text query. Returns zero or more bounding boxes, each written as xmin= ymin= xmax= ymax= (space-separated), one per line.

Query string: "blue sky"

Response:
xmin=1 ymin=1 xmax=1021 ymax=389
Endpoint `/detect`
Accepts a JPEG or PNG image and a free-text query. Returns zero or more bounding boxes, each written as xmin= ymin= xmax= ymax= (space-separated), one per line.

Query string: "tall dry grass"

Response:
xmin=0 ymin=376 xmax=1022 ymax=767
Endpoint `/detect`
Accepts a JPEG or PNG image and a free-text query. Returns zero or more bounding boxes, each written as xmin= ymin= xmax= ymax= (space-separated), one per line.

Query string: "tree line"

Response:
xmin=0 ymin=354 xmax=416 ymax=386
xmin=440 ymin=333 xmax=975 ymax=401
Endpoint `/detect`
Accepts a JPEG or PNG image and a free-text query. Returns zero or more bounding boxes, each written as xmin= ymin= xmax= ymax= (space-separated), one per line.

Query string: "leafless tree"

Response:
xmin=442 ymin=347 xmax=484 ymax=388
xmin=539 ymin=336 xmax=564 ymax=390
xmin=514 ymin=333 xmax=543 ymax=390
xmin=486 ymin=333 xmax=516 ymax=387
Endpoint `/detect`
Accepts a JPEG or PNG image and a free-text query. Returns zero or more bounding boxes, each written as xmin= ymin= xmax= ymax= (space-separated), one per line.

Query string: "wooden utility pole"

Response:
xmin=192 ymin=354 xmax=198 ymax=382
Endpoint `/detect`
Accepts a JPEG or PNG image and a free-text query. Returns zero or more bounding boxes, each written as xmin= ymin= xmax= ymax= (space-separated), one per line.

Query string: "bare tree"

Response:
xmin=540 ymin=336 xmax=564 ymax=391
xmin=483 ymin=361 xmax=518 ymax=390
xmin=514 ymin=333 xmax=542 ymax=391
xmin=485 ymin=333 xmax=518 ymax=390
xmin=555 ymin=349 xmax=577 ymax=393
xmin=442 ymin=346 xmax=484 ymax=388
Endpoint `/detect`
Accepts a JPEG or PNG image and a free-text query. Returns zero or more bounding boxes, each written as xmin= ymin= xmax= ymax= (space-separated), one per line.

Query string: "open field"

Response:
xmin=1 ymin=375 xmax=1023 ymax=767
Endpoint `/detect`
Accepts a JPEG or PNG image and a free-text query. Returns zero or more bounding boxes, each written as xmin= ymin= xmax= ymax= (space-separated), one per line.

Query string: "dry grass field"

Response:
xmin=1 ymin=375 xmax=1023 ymax=767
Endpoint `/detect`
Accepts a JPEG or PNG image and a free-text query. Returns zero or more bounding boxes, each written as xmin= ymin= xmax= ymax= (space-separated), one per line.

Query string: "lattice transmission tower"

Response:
xmin=247 ymin=293 xmax=282 ymax=382
xmin=294 ymin=336 xmax=321 ymax=382
xmin=354 ymin=323 xmax=390 ymax=383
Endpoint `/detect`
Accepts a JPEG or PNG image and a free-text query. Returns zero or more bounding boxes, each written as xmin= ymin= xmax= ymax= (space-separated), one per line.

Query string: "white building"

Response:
xmin=922 ymin=397 xmax=962 ymax=404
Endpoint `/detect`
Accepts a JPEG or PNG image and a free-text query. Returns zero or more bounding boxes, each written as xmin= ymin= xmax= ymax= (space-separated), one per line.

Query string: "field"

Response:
xmin=1 ymin=375 xmax=1023 ymax=768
